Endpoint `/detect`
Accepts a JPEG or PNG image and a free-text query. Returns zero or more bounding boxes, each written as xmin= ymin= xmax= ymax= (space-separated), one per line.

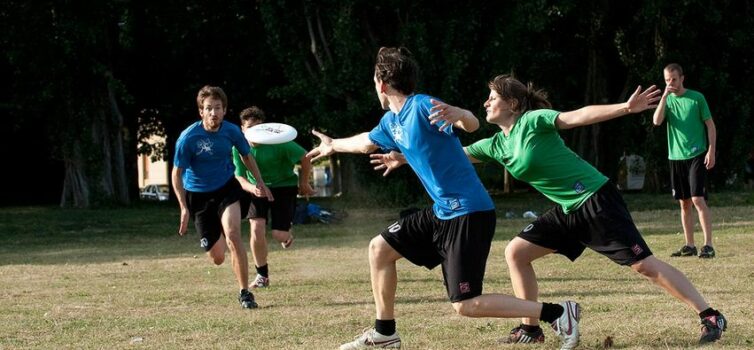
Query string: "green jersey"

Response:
xmin=466 ymin=109 xmax=608 ymax=213
xmin=232 ymin=141 xmax=306 ymax=188
xmin=664 ymin=89 xmax=712 ymax=160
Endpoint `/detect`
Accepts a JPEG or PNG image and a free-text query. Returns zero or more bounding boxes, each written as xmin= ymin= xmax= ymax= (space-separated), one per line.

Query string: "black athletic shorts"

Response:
xmin=186 ymin=177 xmax=245 ymax=251
xmin=380 ymin=208 xmax=496 ymax=302
xmin=517 ymin=182 xmax=652 ymax=266
xmin=247 ymin=186 xmax=298 ymax=231
xmin=670 ymin=153 xmax=708 ymax=200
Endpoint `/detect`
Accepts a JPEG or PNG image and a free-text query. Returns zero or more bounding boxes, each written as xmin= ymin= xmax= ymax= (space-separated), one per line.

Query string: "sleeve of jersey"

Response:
xmin=368 ymin=117 xmax=398 ymax=151
xmin=173 ymin=134 xmax=191 ymax=168
xmin=286 ymin=142 xmax=307 ymax=163
xmin=231 ymin=126 xmax=251 ymax=155
xmin=232 ymin=147 xmax=247 ymax=177
xmin=465 ymin=137 xmax=496 ymax=163
xmin=699 ymin=95 xmax=712 ymax=121
xmin=530 ymin=109 xmax=559 ymax=131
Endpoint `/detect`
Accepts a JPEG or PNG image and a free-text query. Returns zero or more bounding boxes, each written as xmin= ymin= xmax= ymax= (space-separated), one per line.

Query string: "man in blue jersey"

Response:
xmin=172 ymin=85 xmax=273 ymax=309
xmin=308 ymin=47 xmax=582 ymax=350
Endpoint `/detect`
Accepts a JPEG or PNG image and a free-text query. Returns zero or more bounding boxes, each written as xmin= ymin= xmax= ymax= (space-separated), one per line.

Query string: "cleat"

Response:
xmin=339 ymin=328 xmax=401 ymax=349
xmin=699 ymin=313 xmax=727 ymax=344
xmin=251 ymin=274 xmax=270 ymax=289
xmin=551 ymin=301 xmax=580 ymax=350
xmin=671 ymin=245 xmax=698 ymax=257
xmin=499 ymin=325 xmax=545 ymax=344
xmin=698 ymin=245 xmax=716 ymax=259
xmin=238 ymin=289 xmax=258 ymax=309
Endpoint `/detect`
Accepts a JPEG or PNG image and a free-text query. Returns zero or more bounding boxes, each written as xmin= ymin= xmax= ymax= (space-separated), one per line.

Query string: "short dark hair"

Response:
xmin=374 ymin=47 xmax=418 ymax=95
xmin=196 ymin=85 xmax=228 ymax=109
xmin=664 ymin=63 xmax=684 ymax=76
xmin=239 ymin=106 xmax=266 ymax=123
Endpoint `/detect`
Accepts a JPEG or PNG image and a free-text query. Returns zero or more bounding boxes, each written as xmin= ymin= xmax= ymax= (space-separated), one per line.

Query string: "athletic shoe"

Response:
xmin=238 ymin=289 xmax=258 ymax=309
xmin=551 ymin=301 xmax=580 ymax=350
xmin=339 ymin=328 xmax=401 ymax=349
xmin=698 ymin=245 xmax=716 ymax=259
xmin=499 ymin=325 xmax=545 ymax=344
xmin=251 ymin=274 xmax=270 ymax=289
xmin=671 ymin=245 xmax=698 ymax=257
xmin=699 ymin=313 xmax=727 ymax=344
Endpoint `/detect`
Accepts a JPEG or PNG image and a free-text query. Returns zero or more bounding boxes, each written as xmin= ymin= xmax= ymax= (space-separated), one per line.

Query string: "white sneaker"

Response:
xmin=550 ymin=301 xmax=580 ymax=350
xmin=339 ymin=328 xmax=401 ymax=349
xmin=251 ymin=274 xmax=269 ymax=289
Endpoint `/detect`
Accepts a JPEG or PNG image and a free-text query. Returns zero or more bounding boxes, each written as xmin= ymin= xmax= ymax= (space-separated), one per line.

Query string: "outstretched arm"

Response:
xmin=556 ymin=85 xmax=661 ymax=130
xmin=307 ymin=130 xmax=379 ymax=161
xmin=428 ymin=99 xmax=480 ymax=132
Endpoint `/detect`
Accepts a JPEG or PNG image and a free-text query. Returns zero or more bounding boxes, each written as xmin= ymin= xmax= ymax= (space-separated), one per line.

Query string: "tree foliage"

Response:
xmin=2 ymin=1 xmax=752 ymax=207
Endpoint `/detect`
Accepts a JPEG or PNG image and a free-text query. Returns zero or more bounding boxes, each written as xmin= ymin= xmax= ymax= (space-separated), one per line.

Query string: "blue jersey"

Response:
xmin=368 ymin=94 xmax=494 ymax=219
xmin=174 ymin=121 xmax=251 ymax=192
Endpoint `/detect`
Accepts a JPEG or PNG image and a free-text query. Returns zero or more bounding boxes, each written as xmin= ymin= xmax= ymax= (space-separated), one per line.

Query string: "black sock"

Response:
xmin=539 ymin=303 xmax=564 ymax=323
xmin=521 ymin=324 xmax=541 ymax=333
xmin=699 ymin=308 xmax=719 ymax=318
xmin=375 ymin=319 xmax=396 ymax=336
xmin=256 ymin=264 xmax=269 ymax=278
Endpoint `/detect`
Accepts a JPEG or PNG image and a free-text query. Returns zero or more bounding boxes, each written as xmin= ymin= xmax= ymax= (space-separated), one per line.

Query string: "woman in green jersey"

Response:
xmin=371 ymin=74 xmax=726 ymax=346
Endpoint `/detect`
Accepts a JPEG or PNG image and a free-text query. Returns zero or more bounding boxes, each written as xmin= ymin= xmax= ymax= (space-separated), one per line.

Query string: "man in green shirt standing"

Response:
xmin=652 ymin=63 xmax=717 ymax=259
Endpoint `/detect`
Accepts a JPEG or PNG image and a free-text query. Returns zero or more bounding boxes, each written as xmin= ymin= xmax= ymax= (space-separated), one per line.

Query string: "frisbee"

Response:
xmin=244 ymin=123 xmax=298 ymax=145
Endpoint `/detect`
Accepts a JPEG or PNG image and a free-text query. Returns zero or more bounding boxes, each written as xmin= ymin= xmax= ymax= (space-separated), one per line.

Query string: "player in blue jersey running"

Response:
xmin=308 ymin=47 xmax=581 ymax=350
xmin=173 ymin=85 xmax=273 ymax=309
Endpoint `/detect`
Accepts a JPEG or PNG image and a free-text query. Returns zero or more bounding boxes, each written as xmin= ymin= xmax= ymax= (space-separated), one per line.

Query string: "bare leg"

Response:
xmin=272 ymin=229 xmax=294 ymax=248
xmin=222 ymin=202 xmax=249 ymax=290
xmin=691 ymin=196 xmax=713 ymax=247
xmin=631 ymin=255 xmax=709 ymax=313
xmin=505 ymin=237 xmax=555 ymax=326
xmin=369 ymin=235 xmax=402 ymax=320
xmin=679 ymin=199 xmax=696 ymax=246
xmin=249 ymin=218 xmax=267 ymax=268
xmin=207 ymin=236 xmax=227 ymax=265
xmin=452 ymin=294 xmax=545 ymax=318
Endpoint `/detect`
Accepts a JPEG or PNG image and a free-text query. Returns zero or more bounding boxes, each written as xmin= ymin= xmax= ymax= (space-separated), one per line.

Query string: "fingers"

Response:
xmin=310 ymin=129 xmax=326 ymax=139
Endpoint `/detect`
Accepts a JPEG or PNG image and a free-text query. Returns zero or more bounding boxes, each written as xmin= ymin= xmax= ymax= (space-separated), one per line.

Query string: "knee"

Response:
xmin=691 ymin=197 xmax=708 ymax=210
xmin=504 ymin=243 xmax=528 ymax=266
xmin=679 ymin=200 xmax=693 ymax=211
xmin=630 ymin=259 xmax=656 ymax=278
xmin=452 ymin=299 xmax=480 ymax=317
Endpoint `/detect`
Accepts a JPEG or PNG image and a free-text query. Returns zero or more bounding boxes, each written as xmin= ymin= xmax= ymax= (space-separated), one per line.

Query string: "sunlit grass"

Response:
xmin=0 ymin=191 xmax=752 ymax=349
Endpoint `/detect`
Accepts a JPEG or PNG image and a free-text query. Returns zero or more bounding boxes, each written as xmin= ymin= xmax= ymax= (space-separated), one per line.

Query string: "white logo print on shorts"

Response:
xmin=200 ymin=238 xmax=209 ymax=248
xmin=523 ymin=223 xmax=534 ymax=232
xmin=388 ymin=222 xmax=401 ymax=233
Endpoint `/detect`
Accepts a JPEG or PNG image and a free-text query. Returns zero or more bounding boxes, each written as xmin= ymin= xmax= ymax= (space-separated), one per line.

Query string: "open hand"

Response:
xmin=428 ymin=99 xmax=466 ymax=132
xmin=369 ymin=151 xmax=406 ymax=176
xmin=307 ymin=130 xmax=334 ymax=161
xmin=626 ymin=85 xmax=661 ymax=113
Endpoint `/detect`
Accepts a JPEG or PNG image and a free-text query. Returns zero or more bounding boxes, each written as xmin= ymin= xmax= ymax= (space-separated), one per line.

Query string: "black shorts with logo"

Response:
xmin=517 ymin=182 xmax=652 ymax=266
xmin=670 ymin=153 xmax=708 ymax=200
xmin=186 ymin=177 xmax=246 ymax=251
xmin=247 ymin=186 xmax=298 ymax=231
xmin=380 ymin=208 xmax=496 ymax=302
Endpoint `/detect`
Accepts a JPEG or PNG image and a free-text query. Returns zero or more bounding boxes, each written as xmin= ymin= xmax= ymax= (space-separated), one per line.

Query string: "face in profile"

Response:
xmin=483 ymin=89 xmax=516 ymax=124
xmin=199 ymin=97 xmax=226 ymax=131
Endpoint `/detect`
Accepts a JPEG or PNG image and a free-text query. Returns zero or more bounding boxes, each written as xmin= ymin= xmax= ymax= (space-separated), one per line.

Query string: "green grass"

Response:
xmin=0 ymin=191 xmax=753 ymax=349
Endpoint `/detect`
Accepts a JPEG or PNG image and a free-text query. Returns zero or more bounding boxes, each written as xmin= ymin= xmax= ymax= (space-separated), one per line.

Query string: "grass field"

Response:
xmin=0 ymin=191 xmax=753 ymax=349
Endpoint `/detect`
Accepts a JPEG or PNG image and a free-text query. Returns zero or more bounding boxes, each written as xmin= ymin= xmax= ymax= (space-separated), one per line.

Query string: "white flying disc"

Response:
xmin=244 ymin=123 xmax=298 ymax=145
